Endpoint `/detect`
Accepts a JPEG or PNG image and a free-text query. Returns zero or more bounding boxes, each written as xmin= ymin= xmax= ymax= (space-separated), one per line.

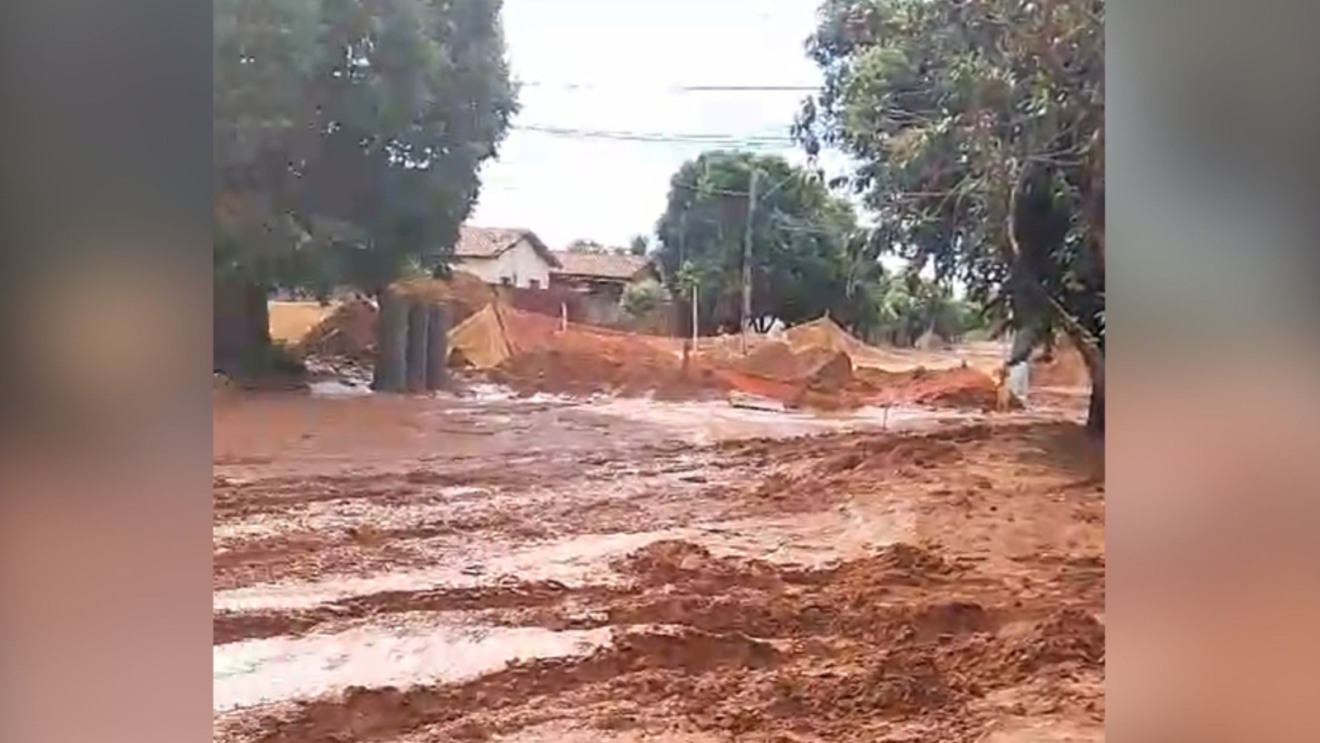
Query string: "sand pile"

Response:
xmin=268 ymin=301 xmax=335 ymax=344
xmin=297 ymin=298 xmax=378 ymax=363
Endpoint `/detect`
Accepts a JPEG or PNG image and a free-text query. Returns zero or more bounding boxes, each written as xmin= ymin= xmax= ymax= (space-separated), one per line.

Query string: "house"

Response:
xmin=452 ymin=225 xmax=561 ymax=289
xmin=549 ymin=250 xmax=660 ymax=326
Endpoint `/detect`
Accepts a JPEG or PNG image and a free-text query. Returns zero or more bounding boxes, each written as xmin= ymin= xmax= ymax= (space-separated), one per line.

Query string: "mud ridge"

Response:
xmin=215 ymin=581 xmax=619 ymax=645
xmin=221 ymin=606 xmax=1102 ymax=743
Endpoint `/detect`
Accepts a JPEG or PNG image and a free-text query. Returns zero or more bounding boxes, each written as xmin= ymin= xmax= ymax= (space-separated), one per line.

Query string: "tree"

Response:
xmin=566 ymin=239 xmax=606 ymax=253
xmin=213 ymin=0 xmax=517 ymax=368
xmin=846 ymin=270 xmax=976 ymax=347
xmin=628 ymin=235 xmax=650 ymax=256
xmin=654 ymin=151 xmax=860 ymax=335
xmin=796 ymin=0 xmax=1105 ymax=432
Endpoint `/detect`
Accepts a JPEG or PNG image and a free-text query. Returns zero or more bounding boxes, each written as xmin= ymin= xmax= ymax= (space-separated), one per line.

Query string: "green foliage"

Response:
xmin=654 ymin=151 xmax=860 ymax=333
xmin=851 ymin=272 xmax=983 ymax=347
xmin=796 ymin=0 xmax=1104 ymax=373
xmin=214 ymin=0 xmax=518 ymax=293
xmin=629 ymin=235 xmax=650 ymax=256
xmin=620 ymin=279 xmax=669 ymax=321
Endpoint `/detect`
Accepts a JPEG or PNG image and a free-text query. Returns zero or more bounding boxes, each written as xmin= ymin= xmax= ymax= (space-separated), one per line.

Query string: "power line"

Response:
xmin=518 ymin=81 xmax=819 ymax=93
xmin=511 ymin=124 xmax=795 ymax=146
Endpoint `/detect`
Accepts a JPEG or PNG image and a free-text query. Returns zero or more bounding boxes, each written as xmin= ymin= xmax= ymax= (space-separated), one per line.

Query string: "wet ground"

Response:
xmin=213 ymin=386 xmax=1103 ymax=742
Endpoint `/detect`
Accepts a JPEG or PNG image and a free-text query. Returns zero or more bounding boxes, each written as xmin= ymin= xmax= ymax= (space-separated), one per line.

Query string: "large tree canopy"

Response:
xmin=796 ymin=0 xmax=1105 ymax=430
xmin=654 ymin=151 xmax=862 ymax=334
xmin=214 ymin=0 xmax=518 ymax=295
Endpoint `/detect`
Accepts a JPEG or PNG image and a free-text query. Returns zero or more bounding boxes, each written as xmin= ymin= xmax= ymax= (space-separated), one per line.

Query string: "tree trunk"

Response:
xmin=1054 ymin=314 xmax=1104 ymax=437
xmin=213 ymin=279 xmax=270 ymax=375
xmin=1086 ymin=382 xmax=1104 ymax=435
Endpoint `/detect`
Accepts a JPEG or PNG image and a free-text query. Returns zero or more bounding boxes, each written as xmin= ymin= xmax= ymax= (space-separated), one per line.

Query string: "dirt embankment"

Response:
xmin=295 ymin=295 xmax=1015 ymax=413
xmin=470 ymin=314 xmax=1009 ymax=412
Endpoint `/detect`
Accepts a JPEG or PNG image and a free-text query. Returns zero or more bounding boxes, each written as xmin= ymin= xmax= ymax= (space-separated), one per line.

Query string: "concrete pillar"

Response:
xmin=404 ymin=300 xmax=429 ymax=393
xmin=372 ymin=290 xmax=408 ymax=392
xmin=425 ymin=303 xmax=448 ymax=391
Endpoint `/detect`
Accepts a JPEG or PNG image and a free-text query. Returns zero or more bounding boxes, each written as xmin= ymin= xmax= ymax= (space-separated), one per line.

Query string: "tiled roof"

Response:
xmin=455 ymin=226 xmax=561 ymax=267
xmin=551 ymin=251 xmax=653 ymax=281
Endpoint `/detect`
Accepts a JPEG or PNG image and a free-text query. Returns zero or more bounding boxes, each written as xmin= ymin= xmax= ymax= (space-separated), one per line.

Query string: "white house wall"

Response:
xmin=454 ymin=239 xmax=552 ymax=289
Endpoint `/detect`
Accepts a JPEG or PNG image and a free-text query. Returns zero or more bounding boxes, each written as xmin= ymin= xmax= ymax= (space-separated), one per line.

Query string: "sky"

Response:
xmin=470 ymin=0 xmax=855 ymax=251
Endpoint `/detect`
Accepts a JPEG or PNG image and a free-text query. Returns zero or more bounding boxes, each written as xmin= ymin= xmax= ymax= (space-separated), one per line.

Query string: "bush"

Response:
xmin=620 ymin=279 xmax=669 ymax=320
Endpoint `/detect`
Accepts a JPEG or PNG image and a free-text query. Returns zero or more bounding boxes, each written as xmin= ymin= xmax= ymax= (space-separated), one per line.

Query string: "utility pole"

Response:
xmin=678 ymin=210 xmax=690 ymax=339
xmin=741 ymin=167 xmax=758 ymax=355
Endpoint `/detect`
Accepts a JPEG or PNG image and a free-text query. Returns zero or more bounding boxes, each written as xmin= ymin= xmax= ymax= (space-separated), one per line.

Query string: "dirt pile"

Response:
xmin=735 ymin=342 xmax=854 ymax=393
xmin=901 ymin=366 xmax=1009 ymax=410
xmin=393 ymin=272 xmax=496 ymax=325
xmin=850 ymin=365 xmax=1011 ymax=411
xmin=451 ymin=303 xmax=733 ymax=400
xmin=485 ymin=334 xmax=730 ymax=401
xmin=1032 ymin=341 xmax=1090 ymax=388
xmin=788 ymin=318 xmax=856 ymax=353
xmin=297 ymin=298 xmax=378 ymax=363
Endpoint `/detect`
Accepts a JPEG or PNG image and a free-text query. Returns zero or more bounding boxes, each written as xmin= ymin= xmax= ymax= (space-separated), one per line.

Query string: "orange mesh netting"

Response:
xmin=449 ymin=302 xmax=730 ymax=400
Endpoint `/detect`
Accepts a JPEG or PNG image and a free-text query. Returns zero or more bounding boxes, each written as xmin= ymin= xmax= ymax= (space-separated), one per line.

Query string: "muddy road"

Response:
xmin=214 ymin=390 xmax=1103 ymax=742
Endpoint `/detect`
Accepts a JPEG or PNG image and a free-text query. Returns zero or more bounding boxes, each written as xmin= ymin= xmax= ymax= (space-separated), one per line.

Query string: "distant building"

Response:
xmin=549 ymin=250 xmax=660 ymax=326
xmin=452 ymin=225 xmax=561 ymax=289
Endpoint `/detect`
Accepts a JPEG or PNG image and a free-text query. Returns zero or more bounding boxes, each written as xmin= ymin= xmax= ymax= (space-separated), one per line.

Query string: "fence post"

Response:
xmin=425 ymin=303 xmax=448 ymax=391
xmin=372 ymin=290 xmax=408 ymax=392
xmin=404 ymin=300 xmax=429 ymax=393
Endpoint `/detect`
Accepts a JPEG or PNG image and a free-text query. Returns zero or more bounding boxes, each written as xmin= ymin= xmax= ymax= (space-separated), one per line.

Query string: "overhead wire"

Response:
xmin=518 ymin=81 xmax=819 ymax=93
xmin=510 ymin=123 xmax=795 ymax=146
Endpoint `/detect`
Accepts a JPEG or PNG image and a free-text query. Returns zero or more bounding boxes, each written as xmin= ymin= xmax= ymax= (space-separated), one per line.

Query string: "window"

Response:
xmin=500 ymin=276 xmax=513 ymax=287
xmin=528 ymin=279 xmax=541 ymax=290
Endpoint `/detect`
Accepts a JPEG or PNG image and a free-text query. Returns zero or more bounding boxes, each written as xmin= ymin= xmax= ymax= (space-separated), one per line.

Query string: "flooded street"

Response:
xmin=213 ymin=389 xmax=1103 ymax=742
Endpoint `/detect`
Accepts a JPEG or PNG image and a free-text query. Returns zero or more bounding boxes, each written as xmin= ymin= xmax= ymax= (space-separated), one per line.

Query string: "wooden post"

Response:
xmin=425 ymin=303 xmax=448 ymax=391
xmin=404 ymin=300 xmax=429 ymax=393
xmin=372 ymin=290 xmax=408 ymax=392
xmin=691 ymin=283 xmax=699 ymax=348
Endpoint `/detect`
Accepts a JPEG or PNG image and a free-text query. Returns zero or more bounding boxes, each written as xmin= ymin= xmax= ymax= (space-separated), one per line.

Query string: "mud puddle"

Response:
xmin=585 ymin=398 xmax=985 ymax=444
xmin=213 ymin=485 xmax=495 ymax=548
xmin=214 ymin=620 xmax=613 ymax=712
